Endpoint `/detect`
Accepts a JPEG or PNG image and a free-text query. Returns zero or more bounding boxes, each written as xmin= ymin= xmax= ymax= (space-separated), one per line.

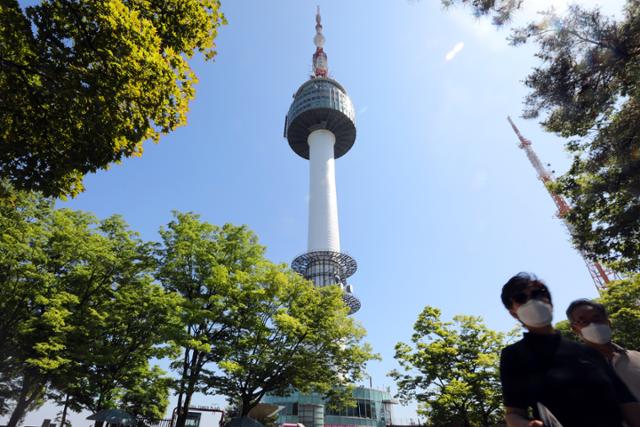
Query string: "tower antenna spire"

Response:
xmin=313 ymin=6 xmax=328 ymax=77
xmin=506 ymin=116 xmax=614 ymax=291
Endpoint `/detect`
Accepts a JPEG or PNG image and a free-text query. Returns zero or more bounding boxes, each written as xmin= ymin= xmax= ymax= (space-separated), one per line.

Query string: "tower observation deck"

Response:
xmin=285 ymin=7 xmax=360 ymax=315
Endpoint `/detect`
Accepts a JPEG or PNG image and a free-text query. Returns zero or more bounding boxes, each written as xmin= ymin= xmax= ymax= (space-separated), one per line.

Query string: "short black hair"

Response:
xmin=501 ymin=272 xmax=551 ymax=309
xmin=566 ymin=299 xmax=608 ymax=322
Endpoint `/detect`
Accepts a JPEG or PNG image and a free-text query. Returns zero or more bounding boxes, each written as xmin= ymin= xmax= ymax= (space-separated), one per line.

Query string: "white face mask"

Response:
xmin=516 ymin=299 xmax=553 ymax=328
xmin=580 ymin=323 xmax=612 ymax=345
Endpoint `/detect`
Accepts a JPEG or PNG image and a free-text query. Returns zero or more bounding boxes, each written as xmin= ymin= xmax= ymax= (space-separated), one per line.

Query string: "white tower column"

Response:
xmin=307 ymin=129 xmax=340 ymax=252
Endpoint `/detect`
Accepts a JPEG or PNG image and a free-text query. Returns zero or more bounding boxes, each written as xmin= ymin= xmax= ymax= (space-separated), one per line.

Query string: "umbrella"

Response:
xmin=247 ymin=403 xmax=283 ymax=420
xmin=225 ymin=416 xmax=264 ymax=427
xmin=87 ymin=409 xmax=137 ymax=426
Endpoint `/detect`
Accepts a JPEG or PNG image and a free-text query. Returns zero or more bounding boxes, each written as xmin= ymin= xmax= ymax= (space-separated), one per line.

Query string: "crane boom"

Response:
xmin=507 ymin=116 xmax=611 ymax=291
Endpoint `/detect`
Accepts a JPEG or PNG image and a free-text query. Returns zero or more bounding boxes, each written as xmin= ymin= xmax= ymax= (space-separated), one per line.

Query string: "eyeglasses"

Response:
xmin=571 ymin=318 xmax=606 ymax=327
xmin=570 ymin=311 xmax=607 ymax=327
xmin=511 ymin=287 xmax=550 ymax=305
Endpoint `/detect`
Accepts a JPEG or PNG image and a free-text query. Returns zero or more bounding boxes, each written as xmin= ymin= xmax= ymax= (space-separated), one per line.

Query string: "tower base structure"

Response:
xmin=291 ymin=250 xmax=361 ymax=314
xmin=263 ymin=387 xmax=396 ymax=427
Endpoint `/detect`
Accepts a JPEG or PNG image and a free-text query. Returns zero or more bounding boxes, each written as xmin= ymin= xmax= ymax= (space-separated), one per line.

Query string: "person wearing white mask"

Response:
xmin=498 ymin=272 xmax=640 ymax=427
xmin=567 ymin=299 xmax=640 ymax=401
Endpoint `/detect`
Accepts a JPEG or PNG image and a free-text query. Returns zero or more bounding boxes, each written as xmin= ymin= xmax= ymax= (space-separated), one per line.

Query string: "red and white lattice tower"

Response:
xmin=507 ymin=117 xmax=613 ymax=291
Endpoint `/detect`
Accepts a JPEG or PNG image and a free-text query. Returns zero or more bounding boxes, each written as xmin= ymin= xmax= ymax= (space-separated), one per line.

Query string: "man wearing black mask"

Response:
xmin=499 ymin=272 xmax=640 ymax=427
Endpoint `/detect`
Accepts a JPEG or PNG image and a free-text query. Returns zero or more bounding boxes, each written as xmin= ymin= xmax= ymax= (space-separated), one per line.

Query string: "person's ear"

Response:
xmin=509 ymin=309 xmax=519 ymax=320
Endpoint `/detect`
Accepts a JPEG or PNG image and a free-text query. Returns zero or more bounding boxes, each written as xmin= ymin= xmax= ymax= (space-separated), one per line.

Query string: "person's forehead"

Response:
xmin=572 ymin=304 xmax=602 ymax=318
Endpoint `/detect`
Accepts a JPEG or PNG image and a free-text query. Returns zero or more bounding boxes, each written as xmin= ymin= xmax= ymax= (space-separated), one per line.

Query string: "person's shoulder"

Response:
xmin=500 ymin=338 xmax=527 ymax=373
xmin=502 ymin=337 xmax=525 ymax=350
xmin=624 ymin=347 xmax=640 ymax=355
xmin=501 ymin=338 xmax=526 ymax=358
xmin=559 ymin=337 xmax=607 ymax=361
xmin=624 ymin=348 xmax=640 ymax=360
xmin=556 ymin=336 xmax=588 ymax=352
xmin=557 ymin=335 xmax=588 ymax=350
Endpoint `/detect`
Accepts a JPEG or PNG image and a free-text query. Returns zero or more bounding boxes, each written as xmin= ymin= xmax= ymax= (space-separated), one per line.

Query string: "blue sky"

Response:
xmin=7 ymin=0 xmax=626 ymax=425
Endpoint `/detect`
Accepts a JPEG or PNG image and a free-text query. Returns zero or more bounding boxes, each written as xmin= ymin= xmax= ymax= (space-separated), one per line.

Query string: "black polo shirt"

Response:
xmin=500 ymin=332 xmax=636 ymax=427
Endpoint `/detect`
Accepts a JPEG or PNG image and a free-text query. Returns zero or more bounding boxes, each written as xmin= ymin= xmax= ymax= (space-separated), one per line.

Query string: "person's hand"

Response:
xmin=505 ymin=407 xmax=544 ymax=427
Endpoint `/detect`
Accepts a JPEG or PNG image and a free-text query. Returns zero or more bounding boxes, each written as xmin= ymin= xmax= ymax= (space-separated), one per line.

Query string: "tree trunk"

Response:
xmin=7 ymin=374 xmax=43 ymax=427
xmin=175 ymin=350 xmax=203 ymax=427
xmin=94 ymin=391 xmax=107 ymax=427
xmin=7 ymin=388 xmax=29 ymax=427
xmin=175 ymin=374 xmax=198 ymax=427
xmin=240 ymin=397 xmax=253 ymax=417
xmin=175 ymin=348 xmax=191 ymax=427
xmin=60 ymin=393 xmax=70 ymax=427
xmin=174 ymin=389 xmax=194 ymax=427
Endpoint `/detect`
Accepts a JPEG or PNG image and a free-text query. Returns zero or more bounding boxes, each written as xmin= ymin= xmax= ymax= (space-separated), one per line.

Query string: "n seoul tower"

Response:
xmin=285 ymin=7 xmax=360 ymax=314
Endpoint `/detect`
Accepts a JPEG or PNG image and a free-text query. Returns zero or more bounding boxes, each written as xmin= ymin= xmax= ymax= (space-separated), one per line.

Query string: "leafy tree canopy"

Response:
xmin=598 ymin=273 xmax=640 ymax=350
xmin=554 ymin=319 xmax=578 ymax=342
xmin=0 ymin=0 xmax=225 ymax=198
xmin=440 ymin=0 xmax=523 ymax=25
xmin=210 ymin=264 xmax=375 ymax=416
xmin=157 ymin=212 xmax=376 ymax=422
xmin=156 ymin=213 xmax=266 ymax=427
xmin=0 ymin=185 xmax=74 ymax=427
xmin=1 ymin=200 xmax=376 ymax=426
xmin=0 ymin=184 xmax=178 ymax=427
xmin=390 ymin=306 xmax=511 ymax=427
xmin=120 ymin=365 xmax=172 ymax=425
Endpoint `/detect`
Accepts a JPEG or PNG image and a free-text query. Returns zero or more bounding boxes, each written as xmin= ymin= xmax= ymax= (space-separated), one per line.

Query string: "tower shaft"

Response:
xmin=308 ymin=129 xmax=340 ymax=253
xmin=507 ymin=116 xmax=613 ymax=291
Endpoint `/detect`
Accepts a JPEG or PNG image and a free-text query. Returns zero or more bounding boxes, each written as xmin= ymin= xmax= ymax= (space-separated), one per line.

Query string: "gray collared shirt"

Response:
xmin=611 ymin=343 xmax=640 ymax=401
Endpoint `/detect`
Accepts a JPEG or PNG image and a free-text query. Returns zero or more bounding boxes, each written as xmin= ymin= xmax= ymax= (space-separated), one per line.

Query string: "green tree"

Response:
xmin=553 ymin=320 xmax=579 ymax=342
xmin=156 ymin=213 xmax=265 ymax=427
xmin=0 ymin=0 xmax=225 ymax=198
xmin=440 ymin=0 xmax=522 ymax=25
xmin=0 ymin=186 xmax=179 ymax=427
xmin=599 ymin=274 xmax=640 ymax=350
xmin=120 ymin=365 xmax=172 ymax=425
xmin=0 ymin=187 xmax=76 ymax=427
xmin=50 ymin=214 xmax=180 ymax=426
xmin=390 ymin=306 xmax=508 ymax=427
xmin=156 ymin=212 xmax=376 ymax=423
xmin=208 ymin=264 xmax=375 ymax=416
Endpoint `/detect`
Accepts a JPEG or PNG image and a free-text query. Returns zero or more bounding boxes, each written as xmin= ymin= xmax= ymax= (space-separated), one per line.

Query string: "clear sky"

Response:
xmin=6 ymin=0 xmax=626 ymax=425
